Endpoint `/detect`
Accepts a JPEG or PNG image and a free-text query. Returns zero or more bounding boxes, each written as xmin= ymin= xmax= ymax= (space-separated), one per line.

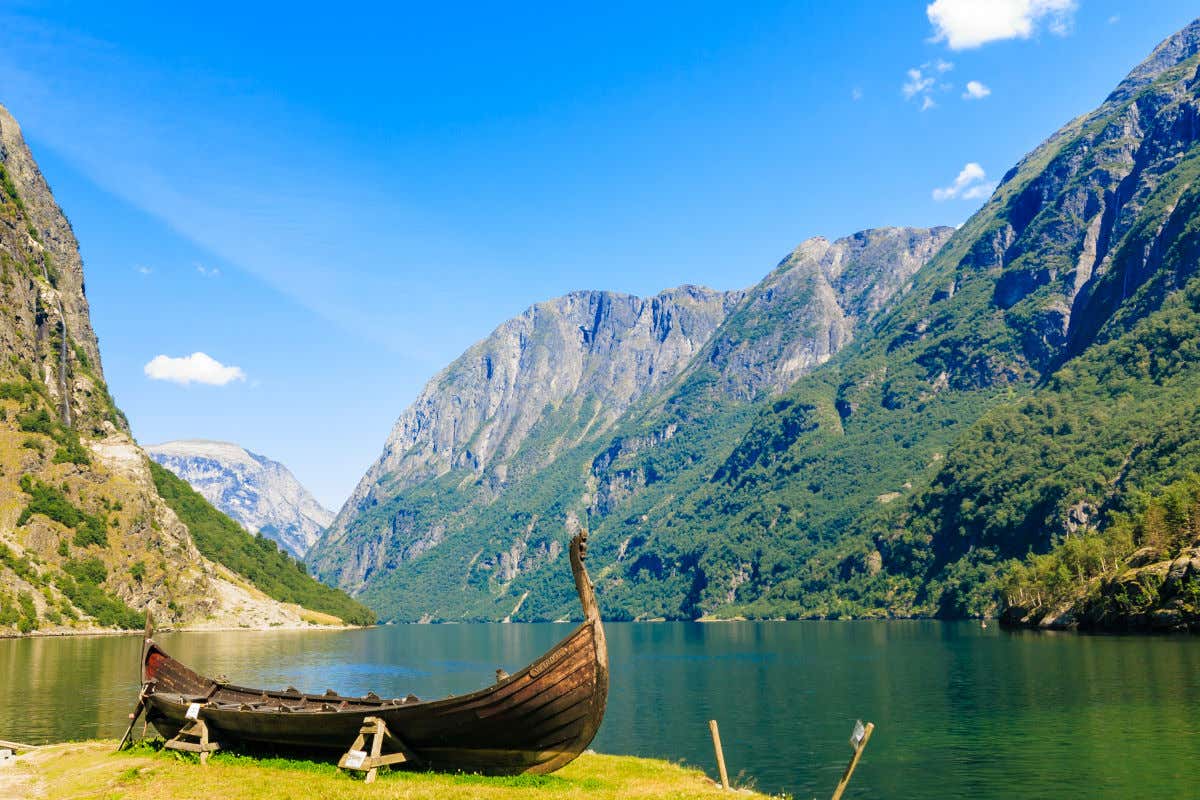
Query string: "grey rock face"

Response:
xmin=311 ymin=226 xmax=954 ymax=598
xmin=322 ymin=285 xmax=740 ymax=546
xmin=697 ymin=227 xmax=954 ymax=402
xmin=146 ymin=440 xmax=333 ymax=558
xmin=0 ymin=104 xmax=112 ymax=431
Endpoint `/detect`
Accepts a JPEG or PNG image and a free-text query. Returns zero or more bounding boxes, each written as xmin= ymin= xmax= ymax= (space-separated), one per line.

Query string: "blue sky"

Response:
xmin=0 ymin=1 xmax=1195 ymax=509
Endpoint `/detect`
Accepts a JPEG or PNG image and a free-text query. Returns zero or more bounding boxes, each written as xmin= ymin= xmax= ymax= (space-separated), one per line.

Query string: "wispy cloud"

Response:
xmin=135 ymin=265 xmax=153 ymax=275
xmin=903 ymin=68 xmax=935 ymax=100
xmin=963 ymin=80 xmax=991 ymax=100
xmin=932 ymin=162 xmax=997 ymax=201
xmin=927 ymin=0 xmax=1077 ymax=50
xmin=851 ymin=86 xmax=863 ymax=101
xmin=903 ymin=60 xmax=953 ymax=110
xmin=144 ymin=352 xmax=246 ymax=386
xmin=195 ymin=264 xmax=221 ymax=278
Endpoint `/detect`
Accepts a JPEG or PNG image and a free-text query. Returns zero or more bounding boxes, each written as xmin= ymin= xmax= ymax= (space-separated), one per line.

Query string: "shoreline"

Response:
xmin=0 ymin=621 xmax=366 ymax=641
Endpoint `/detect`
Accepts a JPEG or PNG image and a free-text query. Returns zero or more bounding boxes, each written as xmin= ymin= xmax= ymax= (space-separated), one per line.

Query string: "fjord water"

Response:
xmin=2 ymin=622 xmax=1197 ymax=799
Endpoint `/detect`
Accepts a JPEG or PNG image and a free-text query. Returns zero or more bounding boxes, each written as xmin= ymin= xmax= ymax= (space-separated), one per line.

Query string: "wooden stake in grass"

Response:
xmin=708 ymin=719 xmax=730 ymax=790
xmin=831 ymin=720 xmax=874 ymax=800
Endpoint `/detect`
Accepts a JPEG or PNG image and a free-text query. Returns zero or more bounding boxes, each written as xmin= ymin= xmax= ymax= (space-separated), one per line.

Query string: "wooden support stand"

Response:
xmin=164 ymin=717 xmax=221 ymax=765
xmin=338 ymin=716 xmax=415 ymax=784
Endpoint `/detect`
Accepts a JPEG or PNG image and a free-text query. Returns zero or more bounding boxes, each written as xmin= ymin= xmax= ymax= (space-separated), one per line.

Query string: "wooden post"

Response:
xmin=709 ymin=719 xmax=730 ymax=790
xmin=831 ymin=721 xmax=874 ymax=800
xmin=116 ymin=684 xmax=149 ymax=751
xmin=199 ymin=719 xmax=210 ymax=766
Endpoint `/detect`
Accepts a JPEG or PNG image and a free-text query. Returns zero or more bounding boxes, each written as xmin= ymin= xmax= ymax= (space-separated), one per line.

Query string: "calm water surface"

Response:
xmin=1 ymin=621 xmax=1197 ymax=799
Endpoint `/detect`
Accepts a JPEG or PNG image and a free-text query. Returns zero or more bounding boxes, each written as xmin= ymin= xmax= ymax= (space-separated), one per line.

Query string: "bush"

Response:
xmin=57 ymin=558 xmax=143 ymax=629
xmin=17 ymin=476 xmax=108 ymax=547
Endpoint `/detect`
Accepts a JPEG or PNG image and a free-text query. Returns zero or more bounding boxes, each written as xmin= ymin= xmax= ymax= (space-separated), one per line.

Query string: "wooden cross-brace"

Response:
xmin=338 ymin=716 xmax=416 ymax=784
xmin=164 ymin=717 xmax=221 ymax=765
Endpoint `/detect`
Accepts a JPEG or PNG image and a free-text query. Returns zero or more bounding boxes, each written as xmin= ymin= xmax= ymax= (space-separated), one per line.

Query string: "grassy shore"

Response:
xmin=1 ymin=740 xmax=777 ymax=799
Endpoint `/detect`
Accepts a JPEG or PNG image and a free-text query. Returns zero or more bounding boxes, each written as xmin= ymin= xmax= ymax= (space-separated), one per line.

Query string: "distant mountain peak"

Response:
xmin=1106 ymin=16 xmax=1200 ymax=105
xmin=146 ymin=440 xmax=332 ymax=558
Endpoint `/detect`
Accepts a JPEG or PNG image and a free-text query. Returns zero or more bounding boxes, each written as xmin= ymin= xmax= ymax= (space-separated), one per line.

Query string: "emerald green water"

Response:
xmin=1 ymin=621 xmax=1196 ymax=798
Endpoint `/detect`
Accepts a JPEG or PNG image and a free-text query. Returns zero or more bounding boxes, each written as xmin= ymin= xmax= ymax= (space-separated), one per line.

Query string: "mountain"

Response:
xmin=570 ymin=16 xmax=1200 ymax=629
xmin=146 ymin=440 xmax=333 ymax=558
xmin=316 ymin=18 xmax=1200 ymax=630
xmin=309 ymin=226 xmax=954 ymax=620
xmin=0 ymin=103 xmax=373 ymax=634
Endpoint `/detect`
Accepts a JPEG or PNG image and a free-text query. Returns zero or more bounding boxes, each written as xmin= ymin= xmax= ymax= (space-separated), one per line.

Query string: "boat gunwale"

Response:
xmin=143 ymin=618 xmax=599 ymax=718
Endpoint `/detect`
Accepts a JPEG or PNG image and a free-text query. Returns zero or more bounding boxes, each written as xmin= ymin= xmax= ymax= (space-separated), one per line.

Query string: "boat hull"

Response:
xmin=140 ymin=532 xmax=608 ymax=775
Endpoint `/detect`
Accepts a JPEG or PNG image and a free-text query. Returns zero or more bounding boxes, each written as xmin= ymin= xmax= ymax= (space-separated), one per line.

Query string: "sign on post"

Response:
xmin=831 ymin=719 xmax=875 ymax=800
xmin=850 ymin=719 xmax=866 ymax=748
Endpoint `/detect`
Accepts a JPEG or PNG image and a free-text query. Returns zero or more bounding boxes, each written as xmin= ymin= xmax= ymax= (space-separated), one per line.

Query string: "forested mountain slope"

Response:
xmin=665 ymin=17 xmax=1200 ymax=627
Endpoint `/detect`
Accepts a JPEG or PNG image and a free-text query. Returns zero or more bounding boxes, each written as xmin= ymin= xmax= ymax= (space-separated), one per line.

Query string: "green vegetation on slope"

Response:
xmin=149 ymin=462 xmax=375 ymax=625
xmin=1001 ymin=474 xmax=1200 ymax=629
xmin=899 ymin=275 xmax=1200 ymax=618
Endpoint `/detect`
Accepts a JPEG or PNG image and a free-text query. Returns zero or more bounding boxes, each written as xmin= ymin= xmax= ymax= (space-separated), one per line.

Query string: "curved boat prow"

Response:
xmin=569 ymin=531 xmax=599 ymax=619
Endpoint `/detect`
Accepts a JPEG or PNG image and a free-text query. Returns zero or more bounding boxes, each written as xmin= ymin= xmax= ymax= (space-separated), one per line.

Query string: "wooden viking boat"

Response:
xmin=131 ymin=532 xmax=608 ymax=775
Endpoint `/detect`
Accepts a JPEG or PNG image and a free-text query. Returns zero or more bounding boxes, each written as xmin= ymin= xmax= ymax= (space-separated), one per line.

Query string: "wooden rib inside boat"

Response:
xmin=136 ymin=532 xmax=608 ymax=775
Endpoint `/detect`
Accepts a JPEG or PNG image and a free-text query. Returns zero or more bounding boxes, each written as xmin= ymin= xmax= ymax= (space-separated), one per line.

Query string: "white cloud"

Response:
xmin=1108 ymin=15 xmax=1120 ymax=25
xmin=933 ymin=58 xmax=954 ymax=73
xmin=851 ymin=86 xmax=863 ymax=101
xmin=932 ymin=162 xmax=998 ymax=201
xmin=963 ymin=80 xmax=991 ymax=100
xmin=144 ymin=352 xmax=246 ymax=386
xmin=135 ymin=265 xmax=152 ymax=275
xmin=195 ymin=264 xmax=221 ymax=278
xmin=926 ymin=0 xmax=1077 ymax=50
xmin=921 ymin=95 xmax=937 ymax=111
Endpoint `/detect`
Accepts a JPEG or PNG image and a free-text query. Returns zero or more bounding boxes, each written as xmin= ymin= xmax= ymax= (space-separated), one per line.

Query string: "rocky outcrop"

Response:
xmin=1002 ymin=540 xmax=1200 ymax=633
xmin=682 ymin=227 xmax=953 ymax=403
xmin=146 ymin=440 xmax=333 ymax=558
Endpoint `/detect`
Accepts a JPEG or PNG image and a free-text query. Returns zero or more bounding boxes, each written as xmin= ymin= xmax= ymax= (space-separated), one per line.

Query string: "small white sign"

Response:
xmin=850 ymin=719 xmax=866 ymax=749
xmin=185 ymin=703 xmax=202 ymax=720
xmin=344 ymin=749 xmax=367 ymax=769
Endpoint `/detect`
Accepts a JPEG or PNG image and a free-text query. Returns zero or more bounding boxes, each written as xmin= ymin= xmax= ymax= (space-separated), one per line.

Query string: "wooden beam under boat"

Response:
xmin=137 ymin=532 xmax=608 ymax=776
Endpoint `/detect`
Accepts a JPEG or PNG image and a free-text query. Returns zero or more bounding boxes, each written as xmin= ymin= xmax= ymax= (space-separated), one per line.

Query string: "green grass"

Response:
xmin=9 ymin=740 xmax=765 ymax=800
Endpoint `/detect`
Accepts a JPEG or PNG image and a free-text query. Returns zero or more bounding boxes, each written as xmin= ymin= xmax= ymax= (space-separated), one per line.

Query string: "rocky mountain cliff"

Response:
xmin=309 ymin=226 xmax=953 ymax=619
xmin=0 ymin=103 xmax=371 ymax=634
xmin=146 ymin=440 xmax=332 ymax=558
